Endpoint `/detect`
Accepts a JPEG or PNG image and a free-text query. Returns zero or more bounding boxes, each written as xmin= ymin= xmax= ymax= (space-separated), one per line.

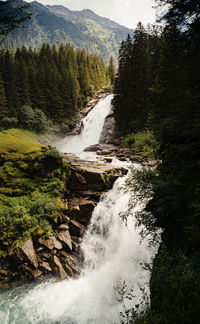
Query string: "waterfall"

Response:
xmin=0 ymin=95 xmax=159 ymax=324
xmin=56 ymin=94 xmax=113 ymax=154
xmin=0 ymin=169 xmax=158 ymax=324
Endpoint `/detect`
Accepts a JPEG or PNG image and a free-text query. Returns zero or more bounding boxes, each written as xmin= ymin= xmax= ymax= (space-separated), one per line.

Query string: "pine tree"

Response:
xmin=108 ymin=55 xmax=116 ymax=85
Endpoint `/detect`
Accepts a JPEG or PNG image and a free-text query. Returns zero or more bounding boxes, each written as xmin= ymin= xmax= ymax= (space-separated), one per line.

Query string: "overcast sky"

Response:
xmin=26 ymin=0 xmax=158 ymax=29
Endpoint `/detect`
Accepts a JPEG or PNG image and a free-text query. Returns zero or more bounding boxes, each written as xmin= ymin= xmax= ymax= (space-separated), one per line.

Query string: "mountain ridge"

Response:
xmin=1 ymin=0 xmax=134 ymax=62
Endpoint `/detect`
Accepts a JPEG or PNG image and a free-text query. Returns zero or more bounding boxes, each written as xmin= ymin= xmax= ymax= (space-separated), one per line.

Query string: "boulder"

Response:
xmin=68 ymin=198 xmax=97 ymax=225
xmin=99 ymin=113 xmax=115 ymax=144
xmin=39 ymin=233 xmax=62 ymax=250
xmin=50 ymin=255 xmax=68 ymax=280
xmin=63 ymin=155 xmax=127 ymax=192
xmin=84 ymin=144 xmax=101 ymax=152
xmin=56 ymin=229 xmax=72 ymax=250
xmin=40 ymin=262 xmax=52 ymax=272
xmin=21 ymin=238 xmax=38 ymax=269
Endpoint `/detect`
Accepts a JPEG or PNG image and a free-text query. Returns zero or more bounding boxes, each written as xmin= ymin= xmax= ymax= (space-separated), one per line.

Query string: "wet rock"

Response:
xmin=75 ymin=172 xmax=87 ymax=184
xmin=63 ymin=155 xmax=127 ymax=192
xmin=60 ymin=251 xmax=80 ymax=275
xmin=39 ymin=233 xmax=62 ymax=250
xmin=69 ymin=220 xmax=85 ymax=237
xmin=50 ymin=255 xmax=68 ymax=280
xmin=40 ymin=262 xmax=52 ymax=272
xmin=56 ymin=229 xmax=72 ymax=251
xmin=21 ymin=238 xmax=38 ymax=269
xmin=84 ymin=144 xmax=101 ymax=152
xmin=20 ymin=265 xmax=41 ymax=280
xmin=99 ymin=112 xmax=115 ymax=144
xmin=68 ymin=198 xmax=97 ymax=226
xmin=77 ymin=190 xmax=103 ymax=201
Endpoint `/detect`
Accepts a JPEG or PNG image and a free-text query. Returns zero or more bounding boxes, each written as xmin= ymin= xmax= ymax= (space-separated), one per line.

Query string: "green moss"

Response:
xmin=122 ymin=132 xmax=159 ymax=158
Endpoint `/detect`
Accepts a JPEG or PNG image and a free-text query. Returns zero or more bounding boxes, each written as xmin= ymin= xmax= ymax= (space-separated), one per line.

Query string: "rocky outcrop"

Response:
xmin=0 ymin=154 xmax=127 ymax=288
xmin=99 ymin=111 xmax=115 ymax=144
xmin=84 ymin=143 xmax=159 ymax=167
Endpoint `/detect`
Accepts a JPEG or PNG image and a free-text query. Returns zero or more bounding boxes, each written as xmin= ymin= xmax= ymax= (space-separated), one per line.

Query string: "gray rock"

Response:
xmin=50 ymin=256 xmax=68 ymax=280
xmin=21 ymin=238 xmax=38 ymax=269
xmin=56 ymin=229 xmax=72 ymax=250
xmin=39 ymin=233 xmax=62 ymax=250
xmin=40 ymin=262 xmax=52 ymax=272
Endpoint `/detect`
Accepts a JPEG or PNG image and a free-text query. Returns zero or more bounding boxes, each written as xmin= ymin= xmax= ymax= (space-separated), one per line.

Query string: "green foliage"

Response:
xmin=0 ymin=144 xmax=67 ymax=247
xmin=0 ymin=44 xmax=110 ymax=132
xmin=18 ymin=105 xmax=35 ymax=130
xmin=108 ymin=55 xmax=116 ymax=85
xmin=2 ymin=116 xmax=18 ymax=129
xmin=122 ymin=132 xmax=159 ymax=158
xmin=121 ymin=1 xmax=200 ymax=323
xmin=149 ymin=244 xmax=200 ymax=323
xmin=113 ymin=23 xmax=160 ymax=137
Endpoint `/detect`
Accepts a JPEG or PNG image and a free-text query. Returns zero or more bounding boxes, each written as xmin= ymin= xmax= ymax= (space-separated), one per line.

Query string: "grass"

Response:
xmin=0 ymin=129 xmax=43 ymax=153
xmin=122 ymin=132 xmax=159 ymax=158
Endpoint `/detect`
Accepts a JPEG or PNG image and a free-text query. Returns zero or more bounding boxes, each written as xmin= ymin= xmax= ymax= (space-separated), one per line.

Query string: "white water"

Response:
xmin=56 ymin=94 xmax=113 ymax=154
xmin=0 ymin=95 xmax=159 ymax=324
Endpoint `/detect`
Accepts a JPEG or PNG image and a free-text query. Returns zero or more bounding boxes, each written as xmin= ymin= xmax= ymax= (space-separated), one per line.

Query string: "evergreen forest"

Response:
xmin=0 ymin=43 xmax=110 ymax=133
xmin=113 ymin=0 xmax=200 ymax=322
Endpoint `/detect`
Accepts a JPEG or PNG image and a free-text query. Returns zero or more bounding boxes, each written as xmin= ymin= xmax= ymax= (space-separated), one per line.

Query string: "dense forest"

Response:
xmin=113 ymin=0 xmax=200 ymax=323
xmin=0 ymin=43 xmax=111 ymax=133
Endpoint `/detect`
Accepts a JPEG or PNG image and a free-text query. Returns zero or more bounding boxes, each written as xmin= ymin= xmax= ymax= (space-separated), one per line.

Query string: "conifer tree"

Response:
xmin=108 ymin=55 xmax=116 ymax=85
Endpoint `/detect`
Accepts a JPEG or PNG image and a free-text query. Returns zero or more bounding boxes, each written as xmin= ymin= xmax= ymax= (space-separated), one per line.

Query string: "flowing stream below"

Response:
xmin=0 ymin=95 xmax=159 ymax=324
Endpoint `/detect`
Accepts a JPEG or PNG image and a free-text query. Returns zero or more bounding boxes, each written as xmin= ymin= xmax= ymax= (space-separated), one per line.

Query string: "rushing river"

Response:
xmin=0 ymin=95 xmax=159 ymax=324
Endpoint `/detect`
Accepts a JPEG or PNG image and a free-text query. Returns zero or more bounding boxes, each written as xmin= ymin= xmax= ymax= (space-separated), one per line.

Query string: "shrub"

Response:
xmin=2 ymin=117 xmax=18 ymax=129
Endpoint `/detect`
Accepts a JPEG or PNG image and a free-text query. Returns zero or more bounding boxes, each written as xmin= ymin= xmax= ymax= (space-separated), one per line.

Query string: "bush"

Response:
xmin=18 ymin=105 xmax=35 ymax=130
xmin=122 ymin=132 xmax=159 ymax=158
xmin=32 ymin=108 xmax=49 ymax=133
xmin=2 ymin=117 xmax=18 ymax=129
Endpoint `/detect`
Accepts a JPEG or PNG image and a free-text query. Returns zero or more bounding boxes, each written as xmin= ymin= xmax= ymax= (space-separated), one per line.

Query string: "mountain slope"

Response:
xmin=1 ymin=0 xmax=133 ymax=62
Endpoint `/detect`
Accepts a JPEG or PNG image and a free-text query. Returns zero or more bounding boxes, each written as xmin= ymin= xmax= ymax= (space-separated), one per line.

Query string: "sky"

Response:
xmin=26 ymin=0 xmax=158 ymax=29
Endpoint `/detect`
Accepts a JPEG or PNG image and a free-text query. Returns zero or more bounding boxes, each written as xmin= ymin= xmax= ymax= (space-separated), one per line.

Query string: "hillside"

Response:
xmin=1 ymin=0 xmax=133 ymax=62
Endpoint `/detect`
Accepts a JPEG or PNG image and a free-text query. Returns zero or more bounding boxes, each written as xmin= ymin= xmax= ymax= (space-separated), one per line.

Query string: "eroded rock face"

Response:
xmin=63 ymin=155 xmax=127 ymax=193
xmin=99 ymin=112 xmax=115 ymax=144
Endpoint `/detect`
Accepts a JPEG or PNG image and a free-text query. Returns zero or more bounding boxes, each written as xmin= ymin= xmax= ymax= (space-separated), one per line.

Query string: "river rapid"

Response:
xmin=0 ymin=95 xmax=159 ymax=324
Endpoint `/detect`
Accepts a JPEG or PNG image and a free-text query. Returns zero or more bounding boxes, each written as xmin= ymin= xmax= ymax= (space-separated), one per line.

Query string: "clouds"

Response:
xmin=27 ymin=0 xmax=157 ymax=29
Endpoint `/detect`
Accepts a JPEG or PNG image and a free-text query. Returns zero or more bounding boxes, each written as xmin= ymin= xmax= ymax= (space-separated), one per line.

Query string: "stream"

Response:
xmin=0 ymin=95 xmax=159 ymax=324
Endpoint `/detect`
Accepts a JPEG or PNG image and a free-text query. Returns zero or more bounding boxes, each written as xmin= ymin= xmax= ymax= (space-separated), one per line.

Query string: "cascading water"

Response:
xmin=56 ymin=94 xmax=113 ymax=154
xmin=0 ymin=169 xmax=158 ymax=324
xmin=0 ymin=95 xmax=159 ymax=323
